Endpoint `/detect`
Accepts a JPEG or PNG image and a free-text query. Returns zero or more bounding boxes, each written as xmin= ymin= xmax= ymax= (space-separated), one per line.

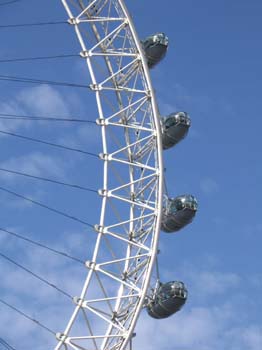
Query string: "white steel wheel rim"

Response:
xmin=57 ymin=1 xmax=164 ymax=349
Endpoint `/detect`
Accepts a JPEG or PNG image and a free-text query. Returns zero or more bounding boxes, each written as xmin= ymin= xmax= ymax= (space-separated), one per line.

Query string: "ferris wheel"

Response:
xmin=55 ymin=1 xmax=164 ymax=349
xmin=0 ymin=1 xmax=197 ymax=349
xmin=54 ymin=1 xmax=197 ymax=349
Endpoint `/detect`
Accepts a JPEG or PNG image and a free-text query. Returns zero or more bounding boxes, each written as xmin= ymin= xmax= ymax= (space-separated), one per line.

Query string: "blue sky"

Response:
xmin=0 ymin=1 xmax=261 ymax=349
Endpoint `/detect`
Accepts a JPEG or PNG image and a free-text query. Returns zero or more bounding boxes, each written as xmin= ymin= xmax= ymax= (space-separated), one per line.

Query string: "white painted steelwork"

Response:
xmin=57 ymin=1 xmax=163 ymax=349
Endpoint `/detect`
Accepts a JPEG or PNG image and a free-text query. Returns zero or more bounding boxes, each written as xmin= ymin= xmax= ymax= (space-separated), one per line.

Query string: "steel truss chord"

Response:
xmin=58 ymin=1 xmax=163 ymax=350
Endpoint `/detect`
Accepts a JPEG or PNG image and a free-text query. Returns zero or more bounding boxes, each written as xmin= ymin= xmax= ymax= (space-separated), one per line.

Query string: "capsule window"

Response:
xmin=169 ymin=199 xmax=184 ymax=213
xmin=164 ymin=117 xmax=178 ymax=129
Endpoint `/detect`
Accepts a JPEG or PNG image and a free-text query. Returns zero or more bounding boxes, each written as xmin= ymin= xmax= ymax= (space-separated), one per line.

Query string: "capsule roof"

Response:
xmin=164 ymin=112 xmax=191 ymax=127
xmin=152 ymin=33 xmax=169 ymax=46
xmin=167 ymin=281 xmax=188 ymax=298
xmin=169 ymin=195 xmax=198 ymax=211
xmin=143 ymin=33 xmax=168 ymax=47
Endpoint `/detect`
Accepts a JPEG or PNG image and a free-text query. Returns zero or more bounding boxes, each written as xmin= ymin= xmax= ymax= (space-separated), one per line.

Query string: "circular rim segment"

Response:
xmin=57 ymin=1 xmax=164 ymax=349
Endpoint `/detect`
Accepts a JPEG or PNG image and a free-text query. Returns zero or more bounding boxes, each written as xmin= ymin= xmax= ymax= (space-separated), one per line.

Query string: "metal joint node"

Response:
xmin=99 ymin=153 xmax=109 ymax=161
xmin=98 ymin=189 xmax=108 ymax=197
xmin=80 ymin=50 xmax=90 ymax=58
xmin=111 ymin=311 xmax=118 ymax=320
xmin=90 ymin=84 xmax=101 ymax=91
xmin=120 ymin=117 xmax=127 ymax=125
xmin=146 ymin=90 xmax=152 ymax=98
xmin=94 ymin=224 xmax=105 ymax=233
xmin=68 ymin=18 xmax=79 ymax=25
xmin=56 ymin=333 xmax=67 ymax=342
xmin=121 ymin=271 xmax=128 ymax=281
xmin=123 ymin=331 xmax=130 ymax=339
xmin=130 ymin=192 xmax=136 ymax=201
xmin=73 ymin=296 xmax=84 ymax=306
xmin=136 ymin=53 xmax=142 ymax=61
xmin=96 ymin=118 xmax=107 ymax=126
xmin=85 ymin=260 xmax=96 ymax=270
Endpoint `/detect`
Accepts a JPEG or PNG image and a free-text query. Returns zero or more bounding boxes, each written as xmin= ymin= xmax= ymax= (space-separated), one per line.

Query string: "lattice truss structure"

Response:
xmin=57 ymin=1 xmax=164 ymax=350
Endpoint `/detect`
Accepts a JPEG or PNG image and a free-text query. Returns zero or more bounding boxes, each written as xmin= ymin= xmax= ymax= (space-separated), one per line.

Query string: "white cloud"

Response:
xmin=0 ymin=228 xmax=89 ymax=348
xmin=160 ymin=261 xmax=241 ymax=300
xmin=0 ymin=238 xmax=260 ymax=350
xmin=188 ymin=270 xmax=240 ymax=298
xmin=135 ymin=260 xmax=261 ymax=350
xmin=0 ymin=230 xmax=99 ymax=343
xmin=0 ymin=84 xmax=75 ymax=139
xmin=241 ymin=326 xmax=262 ymax=350
xmin=0 ymin=151 xmax=71 ymax=209
xmin=0 ymin=100 xmax=28 ymax=132
xmin=17 ymin=85 xmax=70 ymax=117
xmin=0 ymin=151 xmax=68 ymax=181
xmin=135 ymin=300 xmax=261 ymax=350
xmin=158 ymin=100 xmax=179 ymax=116
xmin=135 ymin=305 xmax=224 ymax=350
xmin=0 ymin=84 xmax=70 ymax=135
xmin=76 ymin=123 xmax=101 ymax=146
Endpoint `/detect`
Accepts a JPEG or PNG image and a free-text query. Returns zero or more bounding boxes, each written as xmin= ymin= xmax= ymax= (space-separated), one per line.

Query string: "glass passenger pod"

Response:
xmin=141 ymin=33 xmax=169 ymax=68
xmin=147 ymin=281 xmax=188 ymax=319
xmin=161 ymin=112 xmax=191 ymax=150
xmin=161 ymin=195 xmax=198 ymax=233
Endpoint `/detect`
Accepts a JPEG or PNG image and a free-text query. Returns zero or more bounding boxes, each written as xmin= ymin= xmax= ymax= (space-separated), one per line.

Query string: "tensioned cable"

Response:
xmin=0 ymin=251 xmax=73 ymax=299
xmin=0 ymin=0 xmax=20 ymax=6
xmin=0 ymin=112 xmax=96 ymax=123
xmin=0 ymin=129 xmax=98 ymax=157
xmin=0 ymin=298 xmax=56 ymax=335
xmin=0 ymin=167 xmax=97 ymax=193
xmin=0 ymin=53 xmax=78 ymax=63
xmin=0 ymin=74 xmax=90 ymax=89
xmin=0 ymin=337 xmax=15 ymax=350
xmin=0 ymin=227 xmax=85 ymax=264
xmin=0 ymin=185 xmax=94 ymax=227
xmin=0 ymin=21 xmax=67 ymax=28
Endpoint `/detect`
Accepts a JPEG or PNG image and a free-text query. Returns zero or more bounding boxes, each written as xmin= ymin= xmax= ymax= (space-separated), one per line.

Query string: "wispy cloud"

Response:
xmin=0 ymin=100 xmax=28 ymax=132
xmin=0 ymin=151 xmax=68 ymax=181
xmin=17 ymin=85 xmax=70 ymax=117
xmin=135 ymin=257 xmax=262 ymax=350
xmin=0 ymin=228 xmax=89 ymax=348
xmin=135 ymin=301 xmax=262 ymax=350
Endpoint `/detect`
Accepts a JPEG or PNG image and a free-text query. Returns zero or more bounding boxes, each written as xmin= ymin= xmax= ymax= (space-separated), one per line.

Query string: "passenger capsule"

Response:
xmin=141 ymin=33 xmax=168 ymax=68
xmin=147 ymin=281 xmax=187 ymax=319
xmin=161 ymin=195 xmax=198 ymax=233
xmin=161 ymin=112 xmax=191 ymax=150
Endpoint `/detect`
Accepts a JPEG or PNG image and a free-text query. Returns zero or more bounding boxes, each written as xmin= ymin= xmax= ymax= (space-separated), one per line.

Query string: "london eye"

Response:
xmin=0 ymin=1 xmax=197 ymax=349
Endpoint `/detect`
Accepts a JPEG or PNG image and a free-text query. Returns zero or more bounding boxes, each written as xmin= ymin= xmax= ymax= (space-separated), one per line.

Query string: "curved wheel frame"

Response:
xmin=57 ymin=1 xmax=163 ymax=349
